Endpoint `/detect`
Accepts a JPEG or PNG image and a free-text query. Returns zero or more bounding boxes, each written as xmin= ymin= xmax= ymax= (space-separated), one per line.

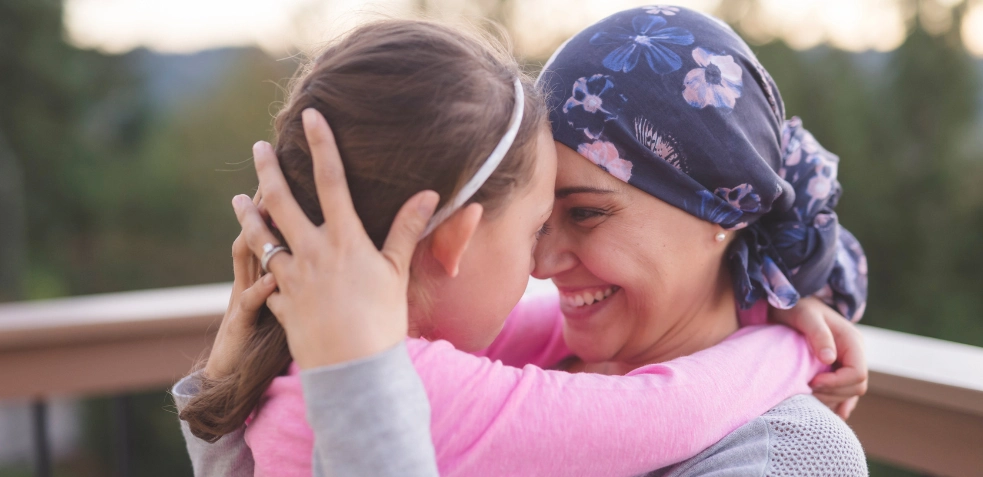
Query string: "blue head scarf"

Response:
xmin=539 ymin=6 xmax=867 ymax=320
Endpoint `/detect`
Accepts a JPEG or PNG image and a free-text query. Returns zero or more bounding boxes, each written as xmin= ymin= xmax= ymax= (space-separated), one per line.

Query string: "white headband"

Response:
xmin=420 ymin=78 xmax=525 ymax=238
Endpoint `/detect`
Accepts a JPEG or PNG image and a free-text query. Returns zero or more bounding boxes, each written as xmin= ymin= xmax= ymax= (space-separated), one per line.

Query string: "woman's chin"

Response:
xmin=564 ymin=337 xmax=617 ymax=365
xmin=561 ymin=322 xmax=621 ymax=365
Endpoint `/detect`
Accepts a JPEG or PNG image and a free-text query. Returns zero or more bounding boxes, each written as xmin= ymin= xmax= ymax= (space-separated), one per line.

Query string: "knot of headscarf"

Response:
xmin=539 ymin=6 xmax=868 ymax=320
xmin=729 ymin=118 xmax=868 ymax=317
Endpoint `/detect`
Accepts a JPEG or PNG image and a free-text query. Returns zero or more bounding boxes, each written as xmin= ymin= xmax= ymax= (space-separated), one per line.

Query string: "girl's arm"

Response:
xmin=250 ymin=322 xmax=820 ymax=477
xmin=411 ymin=322 xmax=822 ymax=477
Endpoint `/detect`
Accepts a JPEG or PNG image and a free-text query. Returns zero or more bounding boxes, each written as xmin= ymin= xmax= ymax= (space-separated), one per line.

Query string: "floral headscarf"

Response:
xmin=539 ymin=6 xmax=867 ymax=320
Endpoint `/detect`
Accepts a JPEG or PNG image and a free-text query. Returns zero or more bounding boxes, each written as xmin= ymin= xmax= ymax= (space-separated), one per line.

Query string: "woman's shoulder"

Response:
xmin=647 ymin=395 xmax=867 ymax=477
xmin=758 ymin=395 xmax=867 ymax=476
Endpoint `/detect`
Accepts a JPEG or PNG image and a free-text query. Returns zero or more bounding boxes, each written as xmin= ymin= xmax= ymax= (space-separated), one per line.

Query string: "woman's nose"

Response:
xmin=532 ymin=222 xmax=577 ymax=280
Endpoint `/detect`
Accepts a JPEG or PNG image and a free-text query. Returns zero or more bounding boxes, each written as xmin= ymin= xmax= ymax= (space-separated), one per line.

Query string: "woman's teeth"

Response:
xmin=562 ymin=286 xmax=619 ymax=308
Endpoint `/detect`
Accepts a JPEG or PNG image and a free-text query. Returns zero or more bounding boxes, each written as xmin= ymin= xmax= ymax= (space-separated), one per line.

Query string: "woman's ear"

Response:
xmin=429 ymin=203 xmax=484 ymax=278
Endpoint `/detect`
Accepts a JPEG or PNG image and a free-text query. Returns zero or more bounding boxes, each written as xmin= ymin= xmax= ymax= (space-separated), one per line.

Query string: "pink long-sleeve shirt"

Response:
xmin=245 ymin=294 xmax=822 ymax=477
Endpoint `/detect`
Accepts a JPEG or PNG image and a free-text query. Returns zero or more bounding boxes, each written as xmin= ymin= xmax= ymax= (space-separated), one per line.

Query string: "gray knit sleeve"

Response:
xmin=646 ymin=395 xmax=867 ymax=477
xmin=756 ymin=395 xmax=868 ymax=476
xmin=303 ymin=341 xmax=439 ymax=477
xmin=172 ymin=372 xmax=255 ymax=477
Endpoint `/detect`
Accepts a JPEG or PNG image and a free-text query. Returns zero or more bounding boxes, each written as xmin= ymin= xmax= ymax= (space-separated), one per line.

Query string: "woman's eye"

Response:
xmin=569 ymin=208 xmax=604 ymax=222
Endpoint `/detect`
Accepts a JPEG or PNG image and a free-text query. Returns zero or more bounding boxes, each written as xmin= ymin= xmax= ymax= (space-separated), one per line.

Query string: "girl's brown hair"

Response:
xmin=179 ymin=19 xmax=547 ymax=442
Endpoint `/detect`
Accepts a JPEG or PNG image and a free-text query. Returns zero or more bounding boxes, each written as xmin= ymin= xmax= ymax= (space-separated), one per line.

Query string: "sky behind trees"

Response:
xmin=63 ymin=0 xmax=983 ymax=56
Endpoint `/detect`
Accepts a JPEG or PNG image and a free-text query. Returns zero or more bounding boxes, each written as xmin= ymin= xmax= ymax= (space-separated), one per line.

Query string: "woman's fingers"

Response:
xmin=237 ymin=274 xmax=277 ymax=323
xmin=301 ymin=109 xmax=362 ymax=239
xmin=206 ymin=265 xmax=277 ymax=381
xmin=381 ymin=191 xmax=439 ymax=276
xmin=301 ymin=108 xmax=380 ymax=247
xmin=252 ymin=140 xmax=316 ymax=245
xmin=231 ymin=193 xmax=265 ymax=282
xmin=231 ymin=234 xmax=254 ymax=288
xmin=232 ymin=195 xmax=291 ymax=275
xmin=265 ymin=290 xmax=287 ymax=327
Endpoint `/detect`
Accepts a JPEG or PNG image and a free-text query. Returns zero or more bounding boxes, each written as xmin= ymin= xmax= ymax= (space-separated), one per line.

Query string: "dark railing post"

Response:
xmin=32 ymin=399 xmax=51 ymax=477
xmin=113 ymin=395 xmax=132 ymax=477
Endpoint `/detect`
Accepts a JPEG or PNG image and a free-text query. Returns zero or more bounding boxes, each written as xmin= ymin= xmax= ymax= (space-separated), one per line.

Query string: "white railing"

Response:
xmin=849 ymin=325 xmax=983 ymax=475
xmin=1 ymin=282 xmax=981 ymax=476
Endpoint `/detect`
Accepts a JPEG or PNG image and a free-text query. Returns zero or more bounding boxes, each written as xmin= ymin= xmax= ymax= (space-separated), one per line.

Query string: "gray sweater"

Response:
xmin=646 ymin=395 xmax=868 ymax=476
xmin=172 ymin=342 xmax=439 ymax=477
xmin=174 ymin=349 xmax=867 ymax=477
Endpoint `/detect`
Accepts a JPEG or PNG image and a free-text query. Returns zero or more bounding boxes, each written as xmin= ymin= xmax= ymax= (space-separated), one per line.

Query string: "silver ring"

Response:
xmin=261 ymin=242 xmax=290 ymax=274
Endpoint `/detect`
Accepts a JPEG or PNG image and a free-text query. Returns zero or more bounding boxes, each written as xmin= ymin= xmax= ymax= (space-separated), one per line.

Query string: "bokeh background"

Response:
xmin=1 ymin=0 xmax=982 ymax=475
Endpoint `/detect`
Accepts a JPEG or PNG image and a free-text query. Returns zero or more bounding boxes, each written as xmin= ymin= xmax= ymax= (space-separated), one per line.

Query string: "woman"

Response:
xmin=529 ymin=8 xmax=868 ymax=473
xmin=535 ymin=6 xmax=867 ymax=374
xmin=174 ymin=12 xmax=867 ymax=477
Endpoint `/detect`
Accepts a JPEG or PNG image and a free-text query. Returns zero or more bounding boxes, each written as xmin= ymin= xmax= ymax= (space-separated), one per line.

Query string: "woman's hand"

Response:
xmin=770 ymin=297 xmax=868 ymax=419
xmin=234 ymin=108 xmax=439 ymax=370
xmin=203 ymin=193 xmax=280 ymax=380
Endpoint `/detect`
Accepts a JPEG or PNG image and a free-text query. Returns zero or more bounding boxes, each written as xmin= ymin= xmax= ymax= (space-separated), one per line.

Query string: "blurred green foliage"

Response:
xmin=0 ymin=0 xmax=297 ymax=305
xmin=0 ymin=0 xmax=980 ymax=476
xmin=752 ymin=27 xmax=983 ymax=349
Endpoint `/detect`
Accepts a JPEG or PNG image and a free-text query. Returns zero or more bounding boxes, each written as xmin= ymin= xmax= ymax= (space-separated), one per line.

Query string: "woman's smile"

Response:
xmin=556 ymin=284 xmax=622 ymax=320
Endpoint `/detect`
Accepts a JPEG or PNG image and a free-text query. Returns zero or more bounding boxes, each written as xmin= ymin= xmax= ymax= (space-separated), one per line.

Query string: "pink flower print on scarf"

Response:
xmin=645 ymin=5 xmax=680 ymax=15
xmin=578 ymin=141 xmax=633 ymax=182
xmin=683 ymin=47 xmax=743 ymax=112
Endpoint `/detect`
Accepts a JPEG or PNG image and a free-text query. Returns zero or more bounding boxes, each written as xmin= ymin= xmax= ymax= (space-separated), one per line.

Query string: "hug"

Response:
xmin=174 ymin=6 xmax=870 ymax=477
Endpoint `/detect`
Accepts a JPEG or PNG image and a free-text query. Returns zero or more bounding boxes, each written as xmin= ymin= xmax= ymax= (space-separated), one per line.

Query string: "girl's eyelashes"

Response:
xmin=536 ymin=222 xmax=552 ymax=239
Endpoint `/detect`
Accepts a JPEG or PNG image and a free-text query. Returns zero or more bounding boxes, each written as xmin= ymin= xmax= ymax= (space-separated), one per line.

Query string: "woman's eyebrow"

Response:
xmin=555 ymin=186 xmax=617 ymax=198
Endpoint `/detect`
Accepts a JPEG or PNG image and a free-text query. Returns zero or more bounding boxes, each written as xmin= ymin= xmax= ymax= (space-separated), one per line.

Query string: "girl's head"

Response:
xmin=271 ymin=19 xmax=554 ymax=351
xmin=182 ymin=18 xmax=553 ymax=441
xmin=533 ymin=7 xmax=865 ymax=364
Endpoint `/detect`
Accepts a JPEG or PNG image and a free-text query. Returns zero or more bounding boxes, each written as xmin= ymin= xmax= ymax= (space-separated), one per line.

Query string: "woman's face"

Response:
xmin=420 ymin=127 xmax=558 ymax=351
xmin=533 ymin=142 xmax=732 ymax=365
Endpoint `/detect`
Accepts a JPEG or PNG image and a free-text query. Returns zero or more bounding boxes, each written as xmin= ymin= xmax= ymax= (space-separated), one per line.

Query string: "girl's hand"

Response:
xmin=770 ymin=297 xmax=868 ymax=419
xmin=203 ymin=194 xmax=280 ymax=380
xmin=234 ymin=108 xmax=439 ymax=370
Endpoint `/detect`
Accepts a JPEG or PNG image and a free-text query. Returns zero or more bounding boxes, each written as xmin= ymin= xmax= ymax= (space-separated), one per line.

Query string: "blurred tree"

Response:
xmin=0 ymin=1 xmax=295 ymax=476
xmin=0 ymin=0 xmax=137 ymax=300
xmin=731 ymin=2 xmax=983 ymax=474
xmin=0 ymin=131 xmax=26 ymax=301
xmin=747 ymin=3 xmax=983 ymax=349
xmin=0 ymin=0 xmax=70 ymax=302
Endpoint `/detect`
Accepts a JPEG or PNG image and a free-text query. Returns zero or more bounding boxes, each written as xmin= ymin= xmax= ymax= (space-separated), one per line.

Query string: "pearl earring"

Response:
xmin=715 ymin=232 xmax=726 ymax=242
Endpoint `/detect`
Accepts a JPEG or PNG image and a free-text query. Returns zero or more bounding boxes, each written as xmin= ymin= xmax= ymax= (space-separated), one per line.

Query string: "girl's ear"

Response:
xmin=429 ymin=203 xmax=484 ymax=278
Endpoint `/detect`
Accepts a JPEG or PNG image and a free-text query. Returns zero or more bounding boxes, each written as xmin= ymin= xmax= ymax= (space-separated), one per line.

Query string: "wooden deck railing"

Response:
xmin=1 ymin=283 xmax=981 ymax=476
